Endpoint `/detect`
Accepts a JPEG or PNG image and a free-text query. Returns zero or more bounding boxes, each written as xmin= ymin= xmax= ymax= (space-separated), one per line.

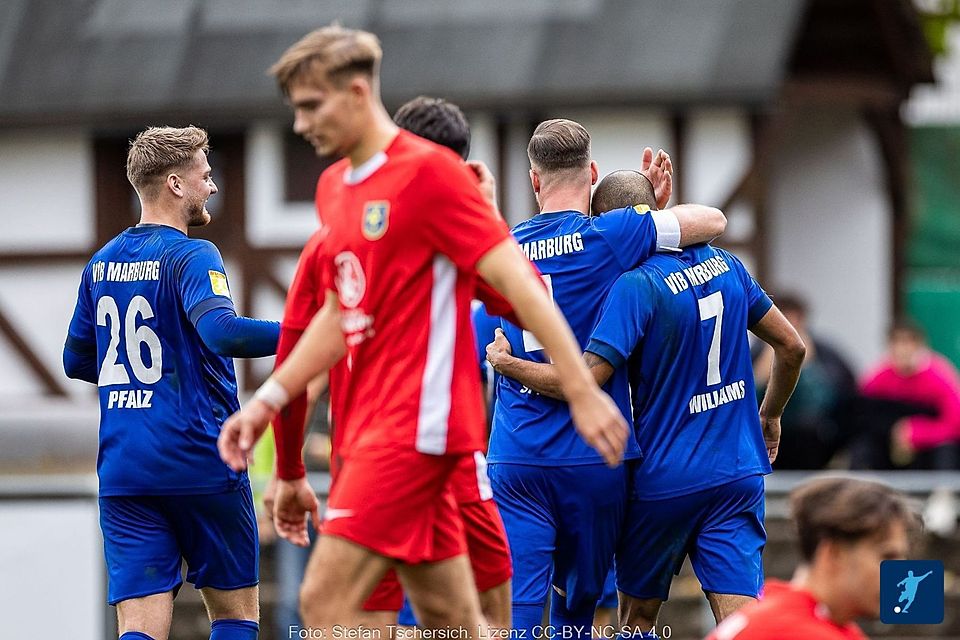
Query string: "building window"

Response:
xmin=284 ymin=130 xmax=335 ymax=202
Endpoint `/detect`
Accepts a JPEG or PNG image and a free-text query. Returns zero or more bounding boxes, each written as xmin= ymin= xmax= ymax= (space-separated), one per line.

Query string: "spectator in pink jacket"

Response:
xmin=860 ymin=320 xmax=960 ymax=470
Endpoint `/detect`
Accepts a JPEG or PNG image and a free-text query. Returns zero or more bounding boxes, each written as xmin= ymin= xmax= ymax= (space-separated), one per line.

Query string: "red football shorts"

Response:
xmin=460 ymin=498 xmax=512 ymax=591
xmin=323 ymin=448 xmax=466 ymax=564
xmin=362 ymin=568 xmax=403 ymax=612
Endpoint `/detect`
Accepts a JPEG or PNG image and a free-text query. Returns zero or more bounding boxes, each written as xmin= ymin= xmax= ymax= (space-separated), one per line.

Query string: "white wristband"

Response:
xmin=652 ymin=208 xmax=681 ymax=252
xmin=253 ymin=377 xmax=290 ymax=412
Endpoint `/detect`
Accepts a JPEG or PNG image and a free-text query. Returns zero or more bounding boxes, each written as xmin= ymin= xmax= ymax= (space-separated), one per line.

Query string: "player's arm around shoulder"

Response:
xmin=669 ymin=203 xmax=726 ymax=247
xmin=486 ymin=328 xmax=614 ymax=400
xmin=477 ymin=240 xmax=629 ymax=465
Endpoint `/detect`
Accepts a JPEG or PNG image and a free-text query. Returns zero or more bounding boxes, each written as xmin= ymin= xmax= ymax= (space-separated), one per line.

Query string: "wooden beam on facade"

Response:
xmin=782 ymin=77 xmax=903 ymax=108
xmin=863 ymin=107 xmax=909 ymax=315
xmin=0 ymin=302 xmax=67 ymax=396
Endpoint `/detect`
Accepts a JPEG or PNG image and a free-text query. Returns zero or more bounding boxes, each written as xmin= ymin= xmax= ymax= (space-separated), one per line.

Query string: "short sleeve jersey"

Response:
xmin=586 ymin=244 xmax=773 ymax=498
xmin=315 ymin=130 xmax=511 ymax=456
xmin=65 ymin=225 xmax=244 ymax=496
xmin=489 ymin=206 xmax=664 ymax=465
xmin=282 ymin=230 xmax=326 ymax=331
xmin=706 ymin=581 xmax=867 ymax=640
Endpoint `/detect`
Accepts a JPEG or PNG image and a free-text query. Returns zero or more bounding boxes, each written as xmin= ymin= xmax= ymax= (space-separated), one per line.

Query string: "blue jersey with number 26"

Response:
xmin=66 ymin=225 xmax=244 ymax=497
xmin=586 ymin=244 xmax=773 ymax=498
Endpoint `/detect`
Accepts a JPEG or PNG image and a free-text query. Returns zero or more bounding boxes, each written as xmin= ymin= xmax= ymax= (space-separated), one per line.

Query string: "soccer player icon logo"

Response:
xmin=895 ymin=570 xmax=932 ymax=613
xmin=880 ymin=560 xmax=944 ymax=624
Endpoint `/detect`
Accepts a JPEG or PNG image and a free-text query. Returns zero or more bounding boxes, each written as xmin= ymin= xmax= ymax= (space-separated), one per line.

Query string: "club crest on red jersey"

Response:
xmin=334 ymin=251 xmax=366 ymax=309
xmin=362 ymin=201 xmax=389 ymax=240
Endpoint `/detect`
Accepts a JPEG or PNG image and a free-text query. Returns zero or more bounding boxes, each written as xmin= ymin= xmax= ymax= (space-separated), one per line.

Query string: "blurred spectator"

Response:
xmin=857 ymin=319 xmax=960 ymax=471
xmin=752 ymin=293 xmax=856 ymax=469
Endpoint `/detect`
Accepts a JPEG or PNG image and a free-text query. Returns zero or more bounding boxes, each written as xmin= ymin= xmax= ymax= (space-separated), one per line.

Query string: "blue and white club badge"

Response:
xmin=362 ymin=201 xmax=390 ymax=240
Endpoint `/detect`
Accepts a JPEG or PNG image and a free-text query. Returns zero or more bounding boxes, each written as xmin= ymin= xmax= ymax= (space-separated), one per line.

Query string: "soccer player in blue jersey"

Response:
xmin=486 ymin=119 xmax=727 ymax=636
xmin=487 ymin=170 xmax=806 ymax=636
xmin=63 ymin=126 xmax=280 ymax=640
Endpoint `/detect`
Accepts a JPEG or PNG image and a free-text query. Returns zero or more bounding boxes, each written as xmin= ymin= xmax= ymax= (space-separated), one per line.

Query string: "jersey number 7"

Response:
xmin=698 ymin=291 xmax=724 ymax=386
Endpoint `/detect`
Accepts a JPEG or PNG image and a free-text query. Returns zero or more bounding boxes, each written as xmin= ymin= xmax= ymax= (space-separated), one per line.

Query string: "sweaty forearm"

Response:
xmin=494 ymin=354 xmax=564 ymax=400
xmin=673 ymin=204 xmax=726 ymax=246
xmin=489 ymin=266 xmax=594 ymax=400
xmin=760 ymin=345 xmax=805 ymax=420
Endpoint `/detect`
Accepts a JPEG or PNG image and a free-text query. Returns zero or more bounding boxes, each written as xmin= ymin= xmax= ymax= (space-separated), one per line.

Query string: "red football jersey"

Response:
xmin=282 ymin=230 xmax=326 ymax=331
xmin=707 ymin=581 xmax=867 ymax=640
xmin=274 ymin=229 xmax=351 ymax=479
xmin=316 ymin=130 xmax=511 ymax=456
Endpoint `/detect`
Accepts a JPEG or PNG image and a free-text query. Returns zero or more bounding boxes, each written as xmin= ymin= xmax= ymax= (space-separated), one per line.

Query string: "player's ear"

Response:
xmin=590 ymin=160 xmax=599 ymax=185
xmin=530 ymin=169 xmax=541 ymax=194
xmin=349 ymin=76 xmax=368 ymax=103
xmin=817 ymin=538 xmax=844 ymax=569
xmin=166 ymin=173 xmax=183 ymax=198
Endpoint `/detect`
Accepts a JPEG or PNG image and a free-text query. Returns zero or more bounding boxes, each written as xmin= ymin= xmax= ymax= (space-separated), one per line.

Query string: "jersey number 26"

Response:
xmin=96 ymin=295 xmax=163 ymax=386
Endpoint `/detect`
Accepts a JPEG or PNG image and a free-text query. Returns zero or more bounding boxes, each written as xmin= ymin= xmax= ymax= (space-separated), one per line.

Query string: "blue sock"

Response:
xmin=210 ymin=619 xmax=259 ymax=639
xmin=512 ymin=603 xmax=545 ymax=637
xmin=550 ymin=589 xmax=595 ymax=639
xmin=120 ymin=633 xmax=155 ymax=640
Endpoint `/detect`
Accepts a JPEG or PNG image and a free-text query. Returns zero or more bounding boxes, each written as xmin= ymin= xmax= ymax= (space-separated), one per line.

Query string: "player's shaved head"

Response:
xmin=528 ymin=119 xmax=591 ymax=173
xmin=790 ymin=477 xmax=917 ymax=562
xmin=590 ymin=170 xmax=657 ymax=215
xmin=126 ymin=126 xmax=209 ymax=199
xmin=270 ymin=24 xmax=382 ymax=94
xmin=394 ymin=96 xmax=471 ymax=160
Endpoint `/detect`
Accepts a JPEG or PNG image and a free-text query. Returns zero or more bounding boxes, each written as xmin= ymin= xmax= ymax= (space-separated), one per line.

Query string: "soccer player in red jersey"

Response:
xmin=265 ymin=96 xmax=515 ymax=631
xmin=706 ymin=478 xmax=916 ymax=640
xmin=218 ymin=25 xmax=628 ymax=633
xmin=390 ymin=96 xmax=513 ymax=629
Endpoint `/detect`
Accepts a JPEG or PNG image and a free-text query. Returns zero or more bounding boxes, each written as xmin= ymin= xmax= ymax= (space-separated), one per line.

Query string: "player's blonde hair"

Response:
xmin=527 ymin=119 xmax=591 ymax=172
xmin=126 ymin=126 xmax=209 ymax=198
xmin=269 ymin=24 xmax=382 ymax=94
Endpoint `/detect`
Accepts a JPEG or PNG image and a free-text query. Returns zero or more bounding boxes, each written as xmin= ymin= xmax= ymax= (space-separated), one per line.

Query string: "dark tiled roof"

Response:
xmin=0 ymin=0 xmax=886 ymax=126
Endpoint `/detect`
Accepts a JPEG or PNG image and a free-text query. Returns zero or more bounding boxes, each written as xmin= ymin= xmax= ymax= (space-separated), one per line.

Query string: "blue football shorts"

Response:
xmin=488 ymin=462 xmax=628 ymax=611
xmin=98 ymin=480 xmax=259 ymax=605
xmin=616 ymin=473 xmax=766 ymax=600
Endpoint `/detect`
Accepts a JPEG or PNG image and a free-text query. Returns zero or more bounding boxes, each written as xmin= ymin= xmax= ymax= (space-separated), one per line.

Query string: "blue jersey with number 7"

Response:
xmin=65 ymin=224 xmax=244 ymax=496
xmin=586 ymin=244 xmax=774 ymax=498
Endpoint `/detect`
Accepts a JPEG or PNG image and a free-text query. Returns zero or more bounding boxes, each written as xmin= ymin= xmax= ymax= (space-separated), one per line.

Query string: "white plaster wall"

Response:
xmin=0 ymin=499 xmax=104 ymax=640
xmin=684 ymin=109 xmax=752 ymax=207
xmin=0 ymin=262 xmax=93 ymax=399
xmin=465 ymin=111 xmax=498 ymax=177
xmin=0 ymin=129 xmax=94 ymax=250
xmin=502 ymin=120 xmax=538 ymax=227
xmin=905 ymin=24 xmax=960 ymax=125
xmin=562 ymin=108 xmax=673 ymax=202
xmin=245 ymin=121 xmax=320 ymax=247
xmin=768 ymin=108 xmax=890 ymax=373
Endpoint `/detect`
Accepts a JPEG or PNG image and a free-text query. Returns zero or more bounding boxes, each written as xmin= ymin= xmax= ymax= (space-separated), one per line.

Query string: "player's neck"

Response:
xmin=794 ymin=568 xmax=856 ymax=626
xmin=537 ymin=185 xmax=590 ymax=215
xmin=138 ymin=208 xmax=188 ymax=235
xmin=348 ymin=108 xmax=399 ymax=167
